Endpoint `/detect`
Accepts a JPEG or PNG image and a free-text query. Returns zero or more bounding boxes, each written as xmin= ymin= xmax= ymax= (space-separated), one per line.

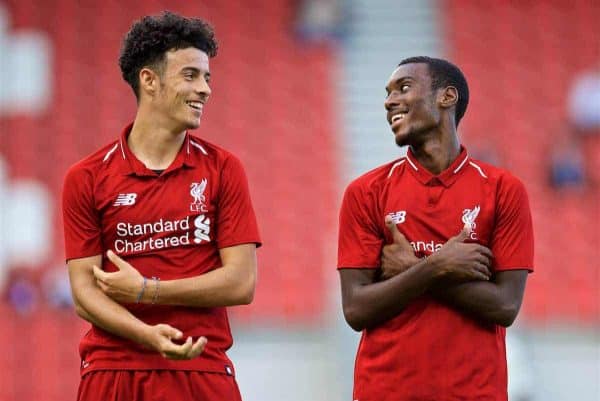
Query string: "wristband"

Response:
xmin=136 ymin=277 xmax=147 ymax=303
xmin=151 ymin=276 xmax=161 ymax=304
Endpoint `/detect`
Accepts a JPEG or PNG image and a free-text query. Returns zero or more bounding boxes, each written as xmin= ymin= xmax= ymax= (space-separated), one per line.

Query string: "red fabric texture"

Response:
xmin=62 ymin=124 xmax=260 ymax=374
xmin=337 ymin=147 xmax=534 ymax=400
xmin=77 ymin=370 xmax=242 ymax=401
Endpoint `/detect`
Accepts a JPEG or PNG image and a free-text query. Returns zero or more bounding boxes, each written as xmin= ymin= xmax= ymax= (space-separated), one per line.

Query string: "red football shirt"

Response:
xmin=338 ymin=147 xmax=534 ymax=401
xmin=63 ymin=123 xmax=261 ymax=376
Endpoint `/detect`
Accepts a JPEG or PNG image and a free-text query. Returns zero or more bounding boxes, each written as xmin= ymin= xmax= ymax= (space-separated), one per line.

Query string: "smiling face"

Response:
xmin=384 ymin=63 xmax=442 ymax=147
xmin=146 ymin=47 xmax=212 ymax=132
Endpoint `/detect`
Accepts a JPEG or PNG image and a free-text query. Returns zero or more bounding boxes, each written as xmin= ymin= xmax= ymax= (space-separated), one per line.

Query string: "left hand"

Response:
xmin=380 ymin=216 xmax=420 ymax=280
xmin=93 ymin=250 xmax=146 ymax=303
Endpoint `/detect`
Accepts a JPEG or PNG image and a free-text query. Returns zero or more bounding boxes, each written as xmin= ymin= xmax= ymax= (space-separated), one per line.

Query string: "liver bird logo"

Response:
xmin=190 ymin=179 xmax=208 ymax=212
xmin=462 ymin=205 xmax=480 ymax=229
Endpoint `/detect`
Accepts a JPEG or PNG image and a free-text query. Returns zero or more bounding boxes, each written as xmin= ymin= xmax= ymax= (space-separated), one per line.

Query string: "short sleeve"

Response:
xmin=337 ymin=181 xmax=383 ymax=269
xmin=216 ymin=155 xmax=261 ymax=248
xmin=62 ymin=166 xmax=103 ymax=261
xmin=491 ymin=174 xmax=534 ymax=272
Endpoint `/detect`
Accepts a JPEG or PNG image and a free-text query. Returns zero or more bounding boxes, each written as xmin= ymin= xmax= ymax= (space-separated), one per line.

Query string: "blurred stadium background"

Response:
xmin=0 ymin=0 xmax=598 ymax=400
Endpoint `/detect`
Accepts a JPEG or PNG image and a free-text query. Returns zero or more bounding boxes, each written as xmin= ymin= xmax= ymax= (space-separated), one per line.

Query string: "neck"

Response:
xmin=128 ymin=110 xmax=186 ymax=170
xmin=408 ymin=126 xmax=460 ymax=175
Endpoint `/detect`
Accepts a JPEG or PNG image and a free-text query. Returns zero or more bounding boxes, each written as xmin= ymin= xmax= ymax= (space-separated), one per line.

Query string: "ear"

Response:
xmin=138 ymin=67 xmax=159 ymax=97
xmin=438 ymin=86 xmax=458 ymax=109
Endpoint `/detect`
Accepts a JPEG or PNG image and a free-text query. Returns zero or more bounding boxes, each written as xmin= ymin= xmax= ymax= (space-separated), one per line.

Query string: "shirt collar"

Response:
xmin=117 ymin=123 xmax=197 ymax=176
xmin=405 ymin=146 xmax=470 ymax=187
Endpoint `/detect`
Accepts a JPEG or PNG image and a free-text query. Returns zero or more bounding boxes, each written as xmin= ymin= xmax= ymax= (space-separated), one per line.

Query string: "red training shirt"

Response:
xmin=338 ymin=147 xmax=534 ymax=401
xmin=63 ymin=123 xmax=261 ymax=376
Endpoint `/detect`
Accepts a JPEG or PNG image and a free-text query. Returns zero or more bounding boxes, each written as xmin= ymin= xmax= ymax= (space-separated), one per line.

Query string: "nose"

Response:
xmin=196 ymin=76 xmax=211 ymax=98
xmin=384 ymin=91 xmax=399 ymax=111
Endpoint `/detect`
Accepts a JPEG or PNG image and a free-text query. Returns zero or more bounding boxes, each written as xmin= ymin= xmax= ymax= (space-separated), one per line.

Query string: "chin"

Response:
xmin=185 ymin=119 xmax=201 ymax=130
xmin=393 ymin=129 xmax=411 ymax=147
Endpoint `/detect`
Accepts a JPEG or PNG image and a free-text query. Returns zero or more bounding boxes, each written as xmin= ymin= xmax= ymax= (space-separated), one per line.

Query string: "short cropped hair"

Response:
xmin=398 ymin=56 xmax=469 ymax=126
xmin=119 ymin=11 xmax=218 ymax=98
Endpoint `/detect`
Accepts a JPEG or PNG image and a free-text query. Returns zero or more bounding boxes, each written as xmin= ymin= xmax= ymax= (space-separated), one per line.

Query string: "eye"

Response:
xmin=400 ymin=84 xmax=410 ymax=93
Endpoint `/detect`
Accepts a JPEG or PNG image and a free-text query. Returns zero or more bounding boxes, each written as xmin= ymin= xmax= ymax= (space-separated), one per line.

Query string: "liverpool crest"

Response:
xmin=190 ymin=179 xmax=208 ymax=212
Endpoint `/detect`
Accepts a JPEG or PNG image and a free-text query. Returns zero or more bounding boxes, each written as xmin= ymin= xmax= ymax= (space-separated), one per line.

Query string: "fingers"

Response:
xmin=157 ymin=324 xmax=183 ymax=340
xmin=92 ymin=265 xmax=108 ymax=281
xmin=472 ymin=262 xmax=491 ymax=279
xmin=188 ymin=336 xmax=208 ymax=358
xmin=162 ymin=336 xmax=207 ymax=360
xmin=475 ymin=245 xmax=494 ymax=260
xmin=471 ymin=262 xmax=491 ymax=281
xmin=106 ymin=250 xmax=131 ymax=271
xmin=384 ymin=216 xmax=410 ymax=246
xmin=448 ymin=223 xmax=471 ymax=244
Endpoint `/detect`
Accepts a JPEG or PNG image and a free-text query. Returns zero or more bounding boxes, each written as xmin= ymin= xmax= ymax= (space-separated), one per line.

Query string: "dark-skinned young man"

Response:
xmin=337 ymin=56 xmax=533 ymax=401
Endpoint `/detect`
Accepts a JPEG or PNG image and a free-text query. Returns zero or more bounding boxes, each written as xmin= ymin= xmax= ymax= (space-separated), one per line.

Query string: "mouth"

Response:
xmin=389 ymin=111 xmax=408 ymax=129
xmin=186 ymin=101 xmax=204 ymax=112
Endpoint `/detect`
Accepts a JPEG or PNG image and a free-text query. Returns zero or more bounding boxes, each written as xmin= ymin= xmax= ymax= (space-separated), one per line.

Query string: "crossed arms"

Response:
xmin=339 ymin=218 xmax=528 ymax=331
xmin=68 ymin=243 xmax=257 ymax=360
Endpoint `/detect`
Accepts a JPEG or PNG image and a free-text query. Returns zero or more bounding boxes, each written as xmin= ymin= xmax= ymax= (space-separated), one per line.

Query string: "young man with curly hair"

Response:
xmin=338 ymin=57 xmax=534 ymax=400
xmin=62 ymin=12 xmax=260 ymax=401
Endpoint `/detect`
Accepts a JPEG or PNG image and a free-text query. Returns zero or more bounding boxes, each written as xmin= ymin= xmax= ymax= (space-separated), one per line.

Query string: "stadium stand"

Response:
xmin=445 ymin=0 xmax=600 ymax=323
xmin=1 ymin=1 xmax=337 ymax=399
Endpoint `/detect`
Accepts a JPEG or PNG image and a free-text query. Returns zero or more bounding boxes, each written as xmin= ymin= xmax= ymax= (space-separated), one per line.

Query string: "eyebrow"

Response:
xmin=385 ymin=76 xmax=413 ymax=92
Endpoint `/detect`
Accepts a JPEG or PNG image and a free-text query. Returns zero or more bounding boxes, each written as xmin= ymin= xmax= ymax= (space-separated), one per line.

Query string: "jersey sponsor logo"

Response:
xmin=190 ymin=179 xmax=208 ymax=212
xmin=193 ymin=214 xmax=211 ymax=244
xmin=387 ymin=210 xmax=407 ymax=224
xmin=462 ymin=205 xmax=480 ymax=240
xmin=114 ymin=217 xmax=192 ymax=253
xmin=113 ymin=215 xmax=213 ymax=253
xmin=410 ymin=240 xmax=444 ymax=254
xmin=113 ymin=193 xmax=137 ymax=206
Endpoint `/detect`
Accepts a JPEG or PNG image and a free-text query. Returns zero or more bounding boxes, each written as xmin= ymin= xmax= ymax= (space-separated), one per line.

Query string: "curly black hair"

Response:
xmin=119 ymin=11 xmax=218 ymax=99
xmin=398 ymin=56 xmax=469 ymax=127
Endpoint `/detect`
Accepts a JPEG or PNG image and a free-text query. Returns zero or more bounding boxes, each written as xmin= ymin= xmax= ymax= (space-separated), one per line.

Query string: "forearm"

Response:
xmin=343 ymin=259 xmax=438 ymax=331
xmin=431 ymin=279 xmax=521 ymax=327
xmin=142 ymin=264 xmax=255 ymax=308
xmin=73 ymin=284 xmax=152 ymax=346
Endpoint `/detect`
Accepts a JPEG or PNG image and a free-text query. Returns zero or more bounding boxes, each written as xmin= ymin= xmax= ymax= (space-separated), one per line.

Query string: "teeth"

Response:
xmin=187 ymin=101 xmax=202 ymax=110
xmin=391 ymin=113 xmax=406 ymax=123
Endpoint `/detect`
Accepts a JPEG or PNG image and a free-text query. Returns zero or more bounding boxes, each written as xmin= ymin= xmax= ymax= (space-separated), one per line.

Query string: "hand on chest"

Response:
xmin=383 ymin=184 xmax=494 ymax=254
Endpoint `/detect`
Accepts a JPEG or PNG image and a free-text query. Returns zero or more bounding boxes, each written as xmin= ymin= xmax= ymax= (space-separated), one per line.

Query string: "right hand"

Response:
xmin=142 ymin=324 xmax=207 ymax=360
xmin=429 ymin=224 xmax=493 ymax=282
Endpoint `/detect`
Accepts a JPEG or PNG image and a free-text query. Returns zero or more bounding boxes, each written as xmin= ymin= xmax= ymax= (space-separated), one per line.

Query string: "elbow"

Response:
xmin=238 ymin=286 xmax=255 ymax=305
xmin=74 ymin=303 xmax=86 ymax=318
xmin=73 ymin=301 xmax=90 ymax=320
xmin=234 ymin=277 xmax=256 ymax=305
xmin=496 ymin=303 xmax=521 ymax=327
xmin=343 ymin=304 xmax=367 ymax=332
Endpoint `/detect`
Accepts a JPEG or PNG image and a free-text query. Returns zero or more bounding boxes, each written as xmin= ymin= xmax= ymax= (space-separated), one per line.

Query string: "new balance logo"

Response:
xmin=387 ymin=210 xmax=407 ymax=224
xmin=113 ymin=193 xmax=137 ymax=206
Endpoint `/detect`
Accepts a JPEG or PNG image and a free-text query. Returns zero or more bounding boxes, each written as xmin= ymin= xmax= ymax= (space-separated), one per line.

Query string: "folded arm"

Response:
xmin=94 ymin=243 xmax=257 ymax=308
xmin=430 ymin=269 xmax=529 ymax=327
xmin=69 ymin=255 xmax=206 ymax=359
xmin=339 ymin=259 xmax=439 ymax=332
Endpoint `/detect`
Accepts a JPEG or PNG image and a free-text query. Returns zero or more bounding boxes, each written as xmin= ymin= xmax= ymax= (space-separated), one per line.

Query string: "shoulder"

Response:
xmin=346 ymin=158 xmax=407 ymax=193
xmin=64 ymin=140 xmax=122 ymax=185
xmin=468 ymin=159 xmax=529 ymax=205
xmin=187 ymin=135 xmax=244 ymax=167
